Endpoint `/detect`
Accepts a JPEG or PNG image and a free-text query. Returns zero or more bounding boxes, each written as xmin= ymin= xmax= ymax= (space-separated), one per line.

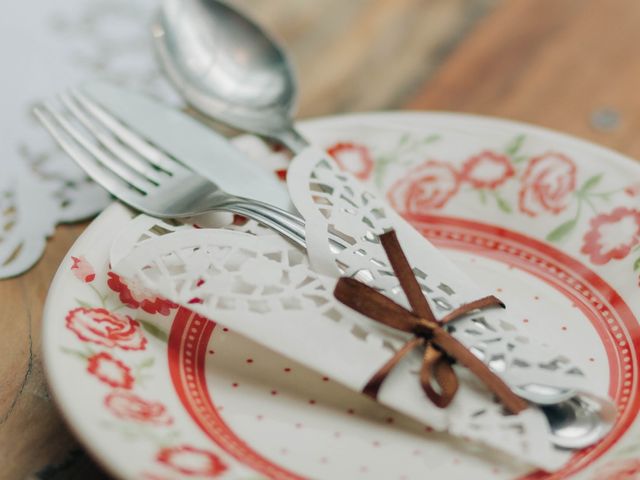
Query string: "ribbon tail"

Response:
xmin=334 ymin=277 xmax=418 ymax=332
xmin=432 ymin=328 xmax=529 ymax=414
xmin=440 ymin=295 xmax=505 ymax=324
xmin=419 ymin=345 xmax=458 ymax=408
xmin=363 ymin=337 xmax=423 ymax=399
xmin=380 ymin=231 xmax=436 ymax=322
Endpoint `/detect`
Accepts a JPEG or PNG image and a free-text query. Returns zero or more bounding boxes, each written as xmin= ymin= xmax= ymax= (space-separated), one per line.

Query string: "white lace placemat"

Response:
xmin=0 ymin=0 xmax=177 ymax=278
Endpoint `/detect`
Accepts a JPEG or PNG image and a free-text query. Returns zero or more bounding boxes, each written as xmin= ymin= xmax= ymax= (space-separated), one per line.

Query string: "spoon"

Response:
xmin=540 ymin=393 xmax=615 ymax=450
xmin=151 ymin=0 xmax=614 ymax=449
xmin=152 ymin=0 xmax=310 ymax=154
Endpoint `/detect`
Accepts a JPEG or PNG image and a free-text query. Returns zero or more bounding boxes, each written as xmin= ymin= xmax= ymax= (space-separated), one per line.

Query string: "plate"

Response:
xmin=43 ymin=112 xmax=640 ymax=480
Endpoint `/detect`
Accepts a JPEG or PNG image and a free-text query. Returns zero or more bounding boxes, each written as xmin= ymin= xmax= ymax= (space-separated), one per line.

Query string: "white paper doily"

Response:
xmin=0 ymin=0 xmax=177 ymax=278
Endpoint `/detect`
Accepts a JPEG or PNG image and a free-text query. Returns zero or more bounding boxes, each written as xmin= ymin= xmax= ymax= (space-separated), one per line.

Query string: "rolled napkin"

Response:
xmin=109 ymin=148 xmax=614 ymax=471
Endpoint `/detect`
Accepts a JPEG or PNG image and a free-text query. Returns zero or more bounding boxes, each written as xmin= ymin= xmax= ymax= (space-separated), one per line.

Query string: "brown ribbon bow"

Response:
xmin=333 ymin=230 xmax=528 ymax=414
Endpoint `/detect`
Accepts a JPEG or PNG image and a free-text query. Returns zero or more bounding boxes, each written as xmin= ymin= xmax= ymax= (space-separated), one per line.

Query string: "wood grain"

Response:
xmin=234 ymin=0 xmax=498 ymax=117
xmin=0 ymin=222 xmax=111 ymax=479
xmin=408 ymin=0 xmax=640 ymax=161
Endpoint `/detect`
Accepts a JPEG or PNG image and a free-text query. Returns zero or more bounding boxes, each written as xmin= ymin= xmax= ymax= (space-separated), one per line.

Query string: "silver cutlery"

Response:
xmin=34 ymin=91 xmax=307 ymax=249
xmin=81 ymin=82 xmax=294 ymax=213
xmin=35 ymin=88 xmax=613 ymax=448
xmin=153 ymin=0 xmax=310 ymax=154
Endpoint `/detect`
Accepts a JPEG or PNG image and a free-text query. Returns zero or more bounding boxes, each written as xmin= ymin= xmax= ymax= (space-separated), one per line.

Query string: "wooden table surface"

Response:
xmin=2 ymin=0 xmax=640 ymax=478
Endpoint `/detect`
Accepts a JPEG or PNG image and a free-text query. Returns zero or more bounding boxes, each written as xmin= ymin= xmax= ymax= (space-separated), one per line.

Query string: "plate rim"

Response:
xmin=42 ymin=202 xmax=135 ymax=480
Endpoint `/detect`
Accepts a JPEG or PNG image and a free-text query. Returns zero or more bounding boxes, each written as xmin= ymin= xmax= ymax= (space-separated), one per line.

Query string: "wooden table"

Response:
xmin=2 ymin=0 xmax=639 ymax=477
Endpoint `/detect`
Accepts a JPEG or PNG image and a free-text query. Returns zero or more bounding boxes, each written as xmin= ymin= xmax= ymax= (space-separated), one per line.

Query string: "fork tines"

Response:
xmin=33 ymin=90 xmax=186 ymax=199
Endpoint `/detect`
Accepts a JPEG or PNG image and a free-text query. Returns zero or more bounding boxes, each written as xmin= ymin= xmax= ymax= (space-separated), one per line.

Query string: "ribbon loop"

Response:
xmin=421 ymin=345 xmax=458 ymax=408
xmin=333 ymin=230 xmax=529 ymax=415
xmin=362 ymin=337 xmax=423 ymax=398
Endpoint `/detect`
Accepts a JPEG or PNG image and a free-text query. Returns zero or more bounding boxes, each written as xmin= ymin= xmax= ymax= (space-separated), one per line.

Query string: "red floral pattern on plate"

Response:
xmin=66 ymin=307 xmax=147 ymax=350
xmin=105 ymin=390 xmax=172 ymax=425
xmin=625 ymin=183 xmax=640 ymax=197
xmin=596 ymin=458 xmax=640 ymax=480
xmin=518 ymin=152 xmax=577 ymax=216
xmin=87 ymin=351 xmax=135 ymax=389
xmin=108 ymin=272 xmax=177 ymax=315
xmin=327 ymin=142 xmax=374 ymax=180
xmin=275 ymin=168 xmax=288 ymax=181
xmin=71 ymin=256 xmax=95 ymax=283
xmin=581 ymin=207 xmax=640 ymax=265
xmin=387 ymin=160 xmax=460 ymax=214
xmin=156 ymin=445 xmax=228 ymax=477
xmin=460 ymin=150 xmax=515 ymax=189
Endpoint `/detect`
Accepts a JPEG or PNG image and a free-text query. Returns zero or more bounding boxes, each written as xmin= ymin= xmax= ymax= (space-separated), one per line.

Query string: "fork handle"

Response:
xmin=227 ymin=200 xmax=308 ymax=249
xmin=224 ymin=198 xmax=352 ymax=256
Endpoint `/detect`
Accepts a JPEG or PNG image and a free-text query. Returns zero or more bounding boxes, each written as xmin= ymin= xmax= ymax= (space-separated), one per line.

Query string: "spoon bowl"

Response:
xmin=544 ymin=394 xmax=615 ymax=449
xmin=153 ymin=0 xmax=309 ymax=152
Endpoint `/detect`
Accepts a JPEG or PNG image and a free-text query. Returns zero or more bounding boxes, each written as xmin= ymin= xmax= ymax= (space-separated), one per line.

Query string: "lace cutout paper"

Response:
xmin=0 ymin=158 xmax=108 ymax=278
xmin=110 ymin=149 xmax=612 ymax=471
xmin=0 ymin=0 xmax=169 ymax=278
xmin=288 ymin=149 xmax=605 ymax=395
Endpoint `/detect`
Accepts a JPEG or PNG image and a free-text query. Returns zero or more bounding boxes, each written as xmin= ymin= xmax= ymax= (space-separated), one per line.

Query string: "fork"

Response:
xmin=34 ymin=90 xmax=308 ymax=248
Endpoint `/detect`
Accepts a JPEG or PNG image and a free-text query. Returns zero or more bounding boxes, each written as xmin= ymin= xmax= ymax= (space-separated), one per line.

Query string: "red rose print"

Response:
xmin=71 ymin=256 xmax=95 ymax=283
xmin=107 ymin=272 xmax=177 ymax=315
xmin=581 ymin=207 xmax=640 ymax=265
xmin=625 ymin=182 xmax=640 ymax=197
xmin=518 ymin=152 xmax=577 ymax=216
xmin=597 ymin=458 xmax=640 ymax=480
xmin=327 ymin=142 xmax=374 ymax=180
xmin=460 ymin=151 xmax=515 ymax=189
xmin=387 ymin=160 xmax=460 ymax=215
xmin=105 ymin=391 xmax=172 ymax=425
xmin=66 ymin=307 xmax=147 ymax=350
xmin=232 ymin=214 xmax=248 ymax=226
xmin=275 ymin=168 xmax=288 ymax=181
xmin=156 ymin=445 xmax=228 ymax=477
xmin=87 ymin=352 xmax=134 ymax=389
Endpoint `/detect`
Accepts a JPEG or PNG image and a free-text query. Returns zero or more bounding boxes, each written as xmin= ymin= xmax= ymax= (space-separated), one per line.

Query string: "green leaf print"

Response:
xmin=492 ymin=192 xmax=512 ymax=213
xmin=60 ymin=346 xmax=91 ymax=360
xmin=546 ymin=218 xmax=578 ymax=243
xmin=496 ymin=196 xmax=512 ymax=213
xmin=374 ymin=133 xmax=441 ymax=188
xmin=578 ymin=174 xmax=604 ymax=195
xmin=137 ymin=319 xmax=168 ymax=342
xmin=138 ymin=357 xmax=155 ymax=369
xmin=505 ymin=134 xmax=525 ymax=157
xmin=74 ymin=298 xmax=94 ymax=309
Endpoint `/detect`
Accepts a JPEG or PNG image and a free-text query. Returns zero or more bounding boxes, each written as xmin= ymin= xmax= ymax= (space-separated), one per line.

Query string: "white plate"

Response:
xmin=43 ymin=112 xmax=640 ymax=480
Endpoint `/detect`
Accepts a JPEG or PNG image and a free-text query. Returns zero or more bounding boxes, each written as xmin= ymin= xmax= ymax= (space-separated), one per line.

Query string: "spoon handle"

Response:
xmin=274 ymin=127 xmax=310 ymax=155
